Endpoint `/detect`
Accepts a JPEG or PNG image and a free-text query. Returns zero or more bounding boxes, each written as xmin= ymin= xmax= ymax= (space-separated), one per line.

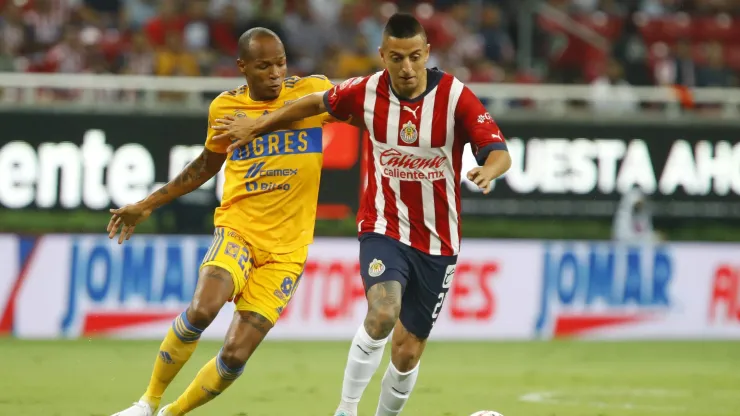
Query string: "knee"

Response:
xmin=391 ymin=336 xmax=423 ymax=372
xmin=186 ymin=298 xmax=221 ymax=329
xmin=364 ymin=304 xmax=400 ymax=340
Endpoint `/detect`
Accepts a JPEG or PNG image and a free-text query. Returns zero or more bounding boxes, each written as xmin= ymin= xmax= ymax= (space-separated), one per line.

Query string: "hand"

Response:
xmin=107 ymin=203 xmax=152 ymax=244
xmin=211 ymin=115 xmax=260 ymax=153
xmin=466 ymin=166 xmax=498 ymax=194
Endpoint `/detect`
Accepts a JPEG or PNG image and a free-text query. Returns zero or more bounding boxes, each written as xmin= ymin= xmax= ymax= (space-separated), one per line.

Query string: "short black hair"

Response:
xmin=238 ymin=27 xmax=281 ymax=59
xmin=383 ymin=13 xmax=427 ymax=42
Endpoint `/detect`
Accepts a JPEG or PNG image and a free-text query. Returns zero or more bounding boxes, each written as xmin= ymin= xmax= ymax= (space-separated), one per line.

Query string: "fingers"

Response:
xmin=483 ymin=179 xmax=494 ymax=195
xmin=106 ymin=214 xmax=118 ymax=233
xmin=107 ymin=216 xmax=122 ymax=239
xmin=214 ymin=118 xmax=234 ymax=125
xmin=211 ymin=125 xmax=229 ymax=131
xmin=474 ymin=175 xmax=491 ymax=189
xmin=227 ymin=140 xmax=248 ymax=153
xmin=119 ymin=224 xmax=136 ymax=244
xmin=466 ymin=168 xmax=480 ymax=181
xmin=224 ymin=115 xmax=235 ymax=120
xmin=212 ymin=132 xmax=232 ymax=141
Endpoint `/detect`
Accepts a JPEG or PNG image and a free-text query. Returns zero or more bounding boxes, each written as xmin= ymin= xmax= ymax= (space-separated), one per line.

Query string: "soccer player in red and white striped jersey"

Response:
xmin=213 ymin=13 xmax=511 ymax=416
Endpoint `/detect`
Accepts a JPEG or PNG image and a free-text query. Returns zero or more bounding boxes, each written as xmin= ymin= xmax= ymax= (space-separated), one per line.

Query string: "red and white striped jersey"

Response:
xmin=323 ymin=69 xmax=507 ymax=256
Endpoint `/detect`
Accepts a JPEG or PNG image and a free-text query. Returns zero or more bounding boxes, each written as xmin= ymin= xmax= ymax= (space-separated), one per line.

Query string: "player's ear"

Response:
xmin=425 ymin=44 xmax=431 ymax=63
xmin=236 ymin=58 xmax=247 ymax=75
xmin=378 ymin=46 xmax=386 ymax=65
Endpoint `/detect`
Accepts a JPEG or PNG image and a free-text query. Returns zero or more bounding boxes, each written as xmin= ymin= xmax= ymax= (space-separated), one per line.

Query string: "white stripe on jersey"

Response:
xmin=363 ymin=72 xmax=386 ymax=234
xmin=385 ymin=86 xmax=411 ymax=245
xmin=419 ymin=87 xmax=441 ymax=255
xmin=445 ymin=78 xmax=465 ymax=254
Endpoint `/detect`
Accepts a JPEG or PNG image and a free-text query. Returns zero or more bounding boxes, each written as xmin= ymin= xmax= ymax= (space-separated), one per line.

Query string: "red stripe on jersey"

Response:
xmin=433 ymin=178 xmax=452 ymax=255
xmin=360 ymin=133 xmax=380 ymax=232
xmin=452 ymin=130 xmax=465 ymax=251
xmin=372 ymin=76 xmax=390 ymax=144
xmin=381 ymin=176 xmax=400 ymax=240
xmin=399 ymin=180 xmax=429 ymax=251
xmin=431 ymin=76 xmax=452 ymax=148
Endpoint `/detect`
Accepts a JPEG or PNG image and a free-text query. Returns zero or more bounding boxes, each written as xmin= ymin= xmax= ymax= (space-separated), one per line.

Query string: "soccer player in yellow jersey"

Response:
xmin=107 ymin=28 xmax=335 ymax=416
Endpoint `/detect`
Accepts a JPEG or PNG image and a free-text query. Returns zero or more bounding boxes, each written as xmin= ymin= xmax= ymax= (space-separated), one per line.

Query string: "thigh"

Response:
xmin=201 ymin=227 xmax=255 ymax=300
xmin=399 ymin=251 xmax=457 ymax=340
xmin=359 ymin=233 xmax=411 ymax=294
xmin=234 ymin=245 xmax=308 ymax=325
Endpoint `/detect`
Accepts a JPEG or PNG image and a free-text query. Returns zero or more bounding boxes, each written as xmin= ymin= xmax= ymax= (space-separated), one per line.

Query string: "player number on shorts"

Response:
xmin=432 ymin=265 xmax=456 ymax=320
xmin=238 ymin=247 xmax=250 ymax=270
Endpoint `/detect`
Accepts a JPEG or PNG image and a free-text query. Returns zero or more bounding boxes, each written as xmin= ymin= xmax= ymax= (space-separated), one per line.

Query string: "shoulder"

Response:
xmin=284 ymin=74 xmax=333 ymax=92
xmin=218 ymin=84 xmax=247 ymax=98
xmin=335 ymin=71 xmax=385 ymax=95
xmin=210 ymin=85 xmax=247 ymax=110
xmin=211 ymin=85 xmax=247 ymax=109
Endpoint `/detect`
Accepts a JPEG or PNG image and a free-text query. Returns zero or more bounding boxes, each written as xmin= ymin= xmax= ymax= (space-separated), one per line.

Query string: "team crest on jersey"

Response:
xmin=399 ymin=121 xmax=418 ymax=144
xmin=368 ymin=258 xmax=386 ymax=277
xmin=234 ymin=111 xmax=246 ymax=118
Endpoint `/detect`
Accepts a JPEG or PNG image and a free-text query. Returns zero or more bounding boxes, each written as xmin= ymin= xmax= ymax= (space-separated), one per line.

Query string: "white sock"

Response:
xmin=337 ymin=325 xmax=389 ymax=413
xmin=374 ymin=362 xmax=420 ymax=416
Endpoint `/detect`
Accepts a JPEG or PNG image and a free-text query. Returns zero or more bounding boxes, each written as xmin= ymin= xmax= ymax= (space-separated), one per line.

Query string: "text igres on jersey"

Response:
xmin=230 ymin=127 xmax=323 ymax=161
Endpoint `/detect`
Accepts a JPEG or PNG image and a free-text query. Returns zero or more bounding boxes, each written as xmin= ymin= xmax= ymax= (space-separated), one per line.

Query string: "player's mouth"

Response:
xmin=400 ymin=76 xmax=415 ymax=83
xmin=268 ymin=84 xmax=281 ymax=92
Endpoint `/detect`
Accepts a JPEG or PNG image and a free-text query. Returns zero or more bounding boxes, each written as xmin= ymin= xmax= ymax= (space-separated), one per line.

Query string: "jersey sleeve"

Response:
xmin=455 ymin=85 xmax=508 ymax=166
xmin=204 ymin=94 xmax=232 ymax=154
xmin=322 ymin=76 xmax=365 ymax=122
xmin=299 ymin=75 xmax=339 ymax=125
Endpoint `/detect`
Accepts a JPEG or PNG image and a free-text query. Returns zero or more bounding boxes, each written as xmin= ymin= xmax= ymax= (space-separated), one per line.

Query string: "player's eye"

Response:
xmin=411 ymin=55 xmax=420 ymax=61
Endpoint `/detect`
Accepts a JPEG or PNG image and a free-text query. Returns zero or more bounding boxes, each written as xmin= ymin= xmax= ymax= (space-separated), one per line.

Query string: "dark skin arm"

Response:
xmin=107 ymin=148 xmax=226 ymax=243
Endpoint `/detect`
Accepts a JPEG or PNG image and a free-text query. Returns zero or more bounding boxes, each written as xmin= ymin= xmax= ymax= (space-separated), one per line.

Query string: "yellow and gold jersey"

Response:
xmin=205 ymin=75 xmax=334 ymax=253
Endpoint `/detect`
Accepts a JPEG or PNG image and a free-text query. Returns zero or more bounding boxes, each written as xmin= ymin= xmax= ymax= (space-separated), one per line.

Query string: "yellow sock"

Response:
xmin=170 ymin=351 xmax=244 ymax=414
xmin=141 ymin=311 xmax=204 ymax=408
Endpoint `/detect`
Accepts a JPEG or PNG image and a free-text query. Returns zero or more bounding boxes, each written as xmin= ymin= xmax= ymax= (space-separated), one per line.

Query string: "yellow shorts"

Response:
xmin=200 ymin=227 xmax=307 ymax=324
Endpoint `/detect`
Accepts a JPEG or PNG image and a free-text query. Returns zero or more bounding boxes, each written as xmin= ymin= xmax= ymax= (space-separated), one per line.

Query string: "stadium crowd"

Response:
xmin=0 ymin=0 xmax=739 ymax=88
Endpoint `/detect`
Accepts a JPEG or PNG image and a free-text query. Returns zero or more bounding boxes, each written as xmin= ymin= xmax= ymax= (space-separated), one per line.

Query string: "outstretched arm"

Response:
xmin=212 ymin=92 xmax=328 ymax=153
xmin=143 ymin=148 xmax=226 ymax=209
xmin=107 ymin=148 xmax=225 ymax=243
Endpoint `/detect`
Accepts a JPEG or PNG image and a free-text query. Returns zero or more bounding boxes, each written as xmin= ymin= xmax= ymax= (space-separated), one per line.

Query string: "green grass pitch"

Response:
xmin=0 ymin=339 xmax=738 ymax=416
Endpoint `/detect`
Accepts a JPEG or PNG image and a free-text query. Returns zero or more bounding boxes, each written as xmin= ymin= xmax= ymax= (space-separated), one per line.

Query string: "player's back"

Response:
xmin=204 ymin=75 xmax=334 ymax=253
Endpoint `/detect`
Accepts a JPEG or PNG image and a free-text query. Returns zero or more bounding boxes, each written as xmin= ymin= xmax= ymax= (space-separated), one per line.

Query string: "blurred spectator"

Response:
xmin=612 ymin=11 xmax=652 ymax=86
xmin=0 ymin=34 xmax=14 ymax=71
xmin=479 ymin=3 xmax=514 ymax=65
xmin=283 ymin=0 xmax=330 ymax=74
xmin=210 ymin=3 xmax=238 ymax=57
xmin=331 ymin=3 xmax=359 ymax=51
xmin=122 ymin=0 xmax=158 ymax=32
xmin=143 ymin=0 xmax=185 ymax=47
xmin=590 ymin=57 xmax=639 ymax=114
xmin=45 ymin=26 xmax=85 ymax=73
xmin=120 ymin=31 xmax=154 ymax=74
xmin=654 ymin=39 xmax=697 ymax=87
xmin=0 ymin=0 xmax=737 ymax=96
xmin=155 ymin=31 xmax=198 ymax=76
xmin=358 ymin=2 xmax=384 ymax=54
xmin=612 ymin=187 xmax=663 ymax=243
xmin=336 ymin=33 xmax=377 ymax=78
xmin=1 ymin=2 xmax=29 ymax=57
xmin=698 ymin=41 xmax=736 ymax=87
xmin=24 ymin=0 xmax=67 ymax=53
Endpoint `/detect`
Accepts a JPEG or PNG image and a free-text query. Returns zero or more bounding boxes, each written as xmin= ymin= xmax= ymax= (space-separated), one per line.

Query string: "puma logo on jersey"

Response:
xmin=402 ymin=105 xmax=419 ymax=119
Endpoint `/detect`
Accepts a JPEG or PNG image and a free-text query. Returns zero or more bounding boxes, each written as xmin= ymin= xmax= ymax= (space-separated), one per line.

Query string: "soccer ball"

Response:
xmin=470 ymin=412 xmax=504 ymax=416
